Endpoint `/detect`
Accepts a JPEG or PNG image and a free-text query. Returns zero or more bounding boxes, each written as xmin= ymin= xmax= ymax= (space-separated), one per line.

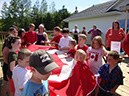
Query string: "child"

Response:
xmin=58 ymin=28 xmax=73 ymax=53
xmin=21 ymin=50 xmax=59 ymax=96
xmin=77 ymin=34 xmax=88 ymax=53
xmin=87 ymin=36 xmax=107 ymax=74
xmin=36 ymin=24 xmax=49 ymax=45
xmin=67 ymin=49 xmax=89 ymax=96
xmin=25 ymin=23 xmax=38 ymax=46
xmin=95 ymin=51 xmax=123 ymax=96
xmin=50 ymin=26 xmax=62 ymax=49
xmin=18 ymin=28 xmax=27 ymax=48
xmin=12 ymin=48 xmax=32 ymax=96
xmin=74 ymin=49 xmax=89 ymax=68
xmin=67 ymin=39 xmax=77 ymax=58
xmin=7 ymin=36 xmax=21 ymax=96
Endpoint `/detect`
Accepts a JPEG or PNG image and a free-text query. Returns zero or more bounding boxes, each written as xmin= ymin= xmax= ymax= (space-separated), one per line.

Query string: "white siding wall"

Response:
xmin=68 ymin=14 xmax=127 ymax=44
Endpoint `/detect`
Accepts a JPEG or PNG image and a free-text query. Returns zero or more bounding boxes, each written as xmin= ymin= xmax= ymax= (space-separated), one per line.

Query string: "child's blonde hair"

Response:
xmin=18 ymin=48 xmax=32 ymax=60
xmin=74 ymin=49 xmax=87 ymax=61
xmin=78 ymin=34 xmax=87 ymax=40
xmin=29 ymin=23 xmax=35 ymax=27
xmin=91 ymin=36 xmax=105 ymax=49
xmin=69 ymin=39 xmax=76 ymax=46
xmin=53 ymin=26 xmax=61 ymax=32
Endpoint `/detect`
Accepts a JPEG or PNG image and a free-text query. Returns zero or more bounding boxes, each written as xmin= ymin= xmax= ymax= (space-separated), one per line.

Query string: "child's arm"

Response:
xmin=19 ymin=88 xmax=24 ymax=92
xmin=62 ymin=47 xmax=70 ymax=51
xmin=32 ymin=41 xmax=37 ymax=45
xmin=10 ymin=61 xmax=16 ymax=71
xmin=110 ymin=85 xmax=119 ymax=94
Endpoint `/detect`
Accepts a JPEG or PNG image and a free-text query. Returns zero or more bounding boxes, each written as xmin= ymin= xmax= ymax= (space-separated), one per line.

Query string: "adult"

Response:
xmin=123 ymin=31 xmax=129 ymax=56
xmin=2 ymin=26 xmax=18 ymax=81
xmin=36 ymin=24 xmax=49 ymax=45
xmin=88 ymin=25 xmax=102 ymax=40
xmin=72 ymin=25 xmax=79 ymax=43
xmin=105 ymin=20 xmax=125 ymax=51
xmin=80 ymin=26 xmax=88 ymax=36
xmin=2 ymin=27 xmax=18 ymax=50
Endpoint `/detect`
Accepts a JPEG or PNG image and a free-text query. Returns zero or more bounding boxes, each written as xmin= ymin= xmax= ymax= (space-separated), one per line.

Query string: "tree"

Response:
xmin=1 ymin=2 xmax=12 ymax=31
xmin=44 ymin=12 xmax=54 ymax=30
xmin=49 ymin=1 xmax=56 ymax=14
xmin=1 ymin=0 xmax=32 ymax=31
xmin=17 ymin=0 xmax=31 ymax=29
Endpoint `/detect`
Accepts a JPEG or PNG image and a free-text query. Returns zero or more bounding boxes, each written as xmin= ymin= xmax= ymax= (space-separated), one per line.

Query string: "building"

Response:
xmin=64 ymin=0 xmax=129 ymax=44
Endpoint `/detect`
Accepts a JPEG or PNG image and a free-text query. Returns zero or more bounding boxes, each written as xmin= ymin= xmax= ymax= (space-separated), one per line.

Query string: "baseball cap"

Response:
xmin=29 ymin=50 xmax=59 ymax=75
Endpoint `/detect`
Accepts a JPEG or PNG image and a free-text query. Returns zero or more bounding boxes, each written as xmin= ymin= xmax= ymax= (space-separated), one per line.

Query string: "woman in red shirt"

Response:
xmin=105 ymin=20 xmax=125 ymax=51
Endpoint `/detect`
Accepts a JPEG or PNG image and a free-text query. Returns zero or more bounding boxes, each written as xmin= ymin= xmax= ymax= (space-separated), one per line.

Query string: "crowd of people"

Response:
xmin=1 ymin=20 xmax=129 ymax=96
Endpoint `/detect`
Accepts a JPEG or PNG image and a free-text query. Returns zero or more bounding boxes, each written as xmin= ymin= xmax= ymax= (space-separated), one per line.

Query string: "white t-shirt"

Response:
xmin=12 ymin=65 xmax=32 ymax=96
xmin=87 ymin=46 xmax=107 ymax=74
xmin=72 ymin=29 xmax=80 ymax=33
xmin=58 ymin=36 xmax=73 ymax=49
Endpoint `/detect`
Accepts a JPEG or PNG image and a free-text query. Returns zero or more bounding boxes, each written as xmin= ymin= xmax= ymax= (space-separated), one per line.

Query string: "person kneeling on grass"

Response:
xmin=94 ymin=51 xmax=123 ymax=96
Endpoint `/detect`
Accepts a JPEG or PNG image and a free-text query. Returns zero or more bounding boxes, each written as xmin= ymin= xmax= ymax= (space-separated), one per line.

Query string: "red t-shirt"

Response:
xmin=25 ymin=31 xmax=38 ymax=44
xmin=67 ymin=48 xmax=77 ymax=58
xmin=20 ymin=36 xmax=27 ymax=48
xmin=51 ymin=34 xmax=62 ymax=49
xmin=123 ymin=34 xmax=129 ymax=56
xmin=105 ymin=28 xmax=125 ymax=47
xmin=77 ymin=44 xmax=89 ymax=53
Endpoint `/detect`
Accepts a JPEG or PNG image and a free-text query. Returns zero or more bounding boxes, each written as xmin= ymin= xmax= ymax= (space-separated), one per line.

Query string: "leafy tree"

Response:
xmin=44 ymin=12 xmax=54 ymax=30
xmin=0 ymin=0 xmax=72 ymax=31
xmin=49 ymin=1 xmax=56 ymax=14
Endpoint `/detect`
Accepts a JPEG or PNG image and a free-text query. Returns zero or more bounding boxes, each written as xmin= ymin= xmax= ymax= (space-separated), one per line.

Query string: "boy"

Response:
xmin=12 ymin=48 xmax=32 ymax=96
xmin=95 ymin=51 xmax=123 ymax=96
xmin=50 ymin=26 xmax=62 ymax=49
xmin=21 ymin=50 xmax=59 ymax=96
xmin=77 ymin=34 xmax=88 ymax=53
xmin=25 ymin=23 xmax=38 ymax=46
xmin=58 ymin=28 xmax=73 ymax=53
xmin=67 ymin=39 xmax=77 ymax=58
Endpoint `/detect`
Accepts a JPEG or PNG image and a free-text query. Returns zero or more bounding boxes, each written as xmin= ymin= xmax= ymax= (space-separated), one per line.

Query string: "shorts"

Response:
xmin=7 ymin=76 xmax=15 ymax=93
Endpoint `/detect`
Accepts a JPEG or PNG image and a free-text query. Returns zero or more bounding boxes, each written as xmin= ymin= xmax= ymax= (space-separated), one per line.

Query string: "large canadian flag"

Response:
xmin=27 ymin=45 xmax=96 ymax=96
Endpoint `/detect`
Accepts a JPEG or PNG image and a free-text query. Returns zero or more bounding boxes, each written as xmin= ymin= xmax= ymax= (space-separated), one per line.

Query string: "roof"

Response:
xmin=64 ymin=0 xmax=121 ymax=22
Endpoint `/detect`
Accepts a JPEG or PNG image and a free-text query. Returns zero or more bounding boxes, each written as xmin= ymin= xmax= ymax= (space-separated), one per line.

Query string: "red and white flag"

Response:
xmin=27 ymin=45 xmax=96 ymax=96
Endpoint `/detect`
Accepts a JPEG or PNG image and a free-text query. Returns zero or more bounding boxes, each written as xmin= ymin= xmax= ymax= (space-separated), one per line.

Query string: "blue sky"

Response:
xmin=0 ymin=0 xmax=111 ymax=14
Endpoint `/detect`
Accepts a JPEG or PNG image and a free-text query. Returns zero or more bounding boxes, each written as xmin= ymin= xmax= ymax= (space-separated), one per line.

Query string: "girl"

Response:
xmin=67 ymin=49 xmax=95 ymax=96
xmin=87 ymin=36 xmax=107 ymax=74
xmin=36 ymin=24 xmax=49 ymax=45
xmin=74 ymin=49 xmax=89 ymax=68
xmin=7 ymin=36 xmax=21 ymax=96
xmin=18 ymin=28 xmax=27 ymax=48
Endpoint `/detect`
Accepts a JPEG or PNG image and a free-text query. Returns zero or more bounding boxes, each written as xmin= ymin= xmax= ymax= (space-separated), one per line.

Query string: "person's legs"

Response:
xmin=2 ymin=62 xmax=8 ymax=81
xmin=7 ymin=76 xmax=15 ymax=96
